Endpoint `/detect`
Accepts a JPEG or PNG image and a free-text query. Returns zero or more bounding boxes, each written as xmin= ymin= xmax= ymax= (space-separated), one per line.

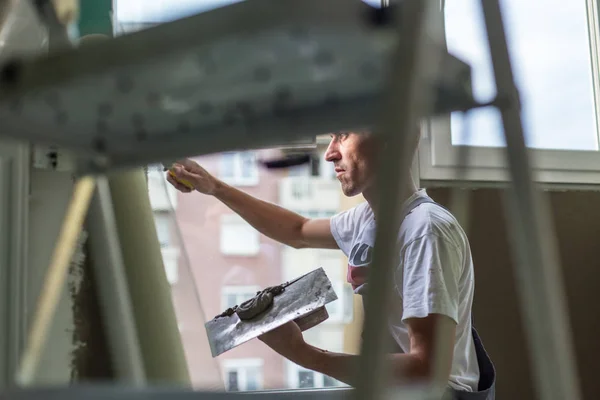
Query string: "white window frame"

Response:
xmin=153 ymin=211 xmax=173 ymax=248
xmin=161 ymin=246 xmax=179 ymax=285
xmin=219 ymin=214 xmax=261 ymax=256
xmin=419 ymin=0 xmax=600 ymax=187
xmin=221 ymin=358 xmax=264 ymax=392
xmin=218 ymin=151 xmax=259 ymax=187
xmin=147 ymin=164 xmax=177 ymax=211
xmin=286 ymin=362 xmax=344 ymax=389
xmin=221 ymin=285 xmax=260 ymax=311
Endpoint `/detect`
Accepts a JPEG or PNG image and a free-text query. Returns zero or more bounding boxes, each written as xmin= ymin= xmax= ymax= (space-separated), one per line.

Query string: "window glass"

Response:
xmin=219 ymin=153 xmax=236 ymax=180
xmin=446 ymin=0 xmax=599 ymax=151
xmin=246 ymin=368 xmax=260 ymax=390
xmin=154 ymin=212 xmax=171 ymax=248
xmin=115 ymin=0 xmax=383 ymax=26
xmin=227 ymin=371 xmax=239 ymax=391
xmin=222 ymin=359 xmax=263 ymax=391
xmin=323 ymin=375 xmax=339 ymax=387
xmin=123 ymin=0 xmax=379 ymax=393
xmin=298 ymin=371 xmax=315 ymax=388
xmin=148 ymin=148 xmax=362 ymax=392
xmin=240 ymin=153 xmax=256 ymax=179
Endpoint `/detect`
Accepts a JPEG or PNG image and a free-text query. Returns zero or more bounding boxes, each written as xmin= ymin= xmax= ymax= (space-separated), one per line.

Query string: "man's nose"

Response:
xmin=324 ymin=141 xmax=340 ymax=162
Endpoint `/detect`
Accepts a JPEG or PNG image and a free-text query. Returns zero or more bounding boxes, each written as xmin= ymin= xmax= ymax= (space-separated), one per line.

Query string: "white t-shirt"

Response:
xmin=330 ymin=189 xmax=480 ymax=392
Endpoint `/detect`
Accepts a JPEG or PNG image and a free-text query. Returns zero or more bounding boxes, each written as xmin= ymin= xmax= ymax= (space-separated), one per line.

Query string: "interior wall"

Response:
xmin=27 ymin=170 xmax=76 ymax=384
xmin=427 ymin=187 xmax=600 ymax=400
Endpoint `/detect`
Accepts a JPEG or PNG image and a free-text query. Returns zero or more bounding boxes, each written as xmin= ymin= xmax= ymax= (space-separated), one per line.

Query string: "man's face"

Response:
xmin=324 ymin=132 xmax=378 ymax=197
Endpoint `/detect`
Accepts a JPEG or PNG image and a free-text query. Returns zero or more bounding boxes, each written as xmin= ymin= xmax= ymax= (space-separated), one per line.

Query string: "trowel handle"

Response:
xmin=295 ymin=306 xmax=329 ymax=331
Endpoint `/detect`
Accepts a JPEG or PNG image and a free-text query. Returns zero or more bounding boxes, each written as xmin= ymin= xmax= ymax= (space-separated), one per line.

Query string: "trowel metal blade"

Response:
xmin=205 ymin=267 xmax=338 ymax=357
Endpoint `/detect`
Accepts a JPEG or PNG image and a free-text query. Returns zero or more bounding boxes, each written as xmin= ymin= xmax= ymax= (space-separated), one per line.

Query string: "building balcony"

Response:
xmin=278 ymin=177 xmax=340 ymax=214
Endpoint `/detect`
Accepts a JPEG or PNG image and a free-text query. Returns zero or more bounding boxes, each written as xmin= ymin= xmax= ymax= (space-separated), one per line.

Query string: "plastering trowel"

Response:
xmin=205 ymin=267 xmax=338 ymax=357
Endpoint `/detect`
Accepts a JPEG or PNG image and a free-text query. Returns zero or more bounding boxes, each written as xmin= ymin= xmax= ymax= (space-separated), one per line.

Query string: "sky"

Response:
xmin=115 ymin=0 xmax=599 ymax=151
xmin=115 ymin=0 xmax=383 ymax=22
xmin=446 ymin=0 xmax=598 ymax=151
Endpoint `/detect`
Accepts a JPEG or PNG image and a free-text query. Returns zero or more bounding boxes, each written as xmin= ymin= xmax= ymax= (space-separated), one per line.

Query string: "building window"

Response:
xmin=291 ymin=179 xmax=312 ymax=200
xmin=420 ymin=0 xmax=600 ymax=185
xmin=287 ymin=363 xmax=344 ymax=389
xmin=219 ymin=152 xmax=259 ymax=186
xmin=222 ymin=358 xmax=263 ymax=392
xmin=220 ymin=214 xmax=260 ymax=256
xmin=222 ymin=286 xmax=260 ymax=311
xmin=298 ymin=370 xmax=315 ymax=388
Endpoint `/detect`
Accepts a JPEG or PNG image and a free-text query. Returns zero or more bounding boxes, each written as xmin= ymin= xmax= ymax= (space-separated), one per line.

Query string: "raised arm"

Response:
xmin=167 ymin=159 xmax=338 ymax=250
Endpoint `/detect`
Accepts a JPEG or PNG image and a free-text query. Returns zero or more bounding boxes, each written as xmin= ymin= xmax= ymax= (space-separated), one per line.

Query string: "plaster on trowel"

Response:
xmin=205 ymin=267 xmax=338 ymax=357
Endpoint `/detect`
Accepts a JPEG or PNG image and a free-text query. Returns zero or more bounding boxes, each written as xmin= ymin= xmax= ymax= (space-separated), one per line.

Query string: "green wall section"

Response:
xmin=77 ymin=0 xmax=112 ymax=36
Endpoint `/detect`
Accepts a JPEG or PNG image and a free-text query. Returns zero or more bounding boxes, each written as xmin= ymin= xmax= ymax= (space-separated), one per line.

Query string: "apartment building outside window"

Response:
xmin=222 ymin=358 xmax=264 ymax=392
xmin=219 ymin=152 xmax=259 ymax=186
xmin=286 ymin=363 xmax=342 ymax=389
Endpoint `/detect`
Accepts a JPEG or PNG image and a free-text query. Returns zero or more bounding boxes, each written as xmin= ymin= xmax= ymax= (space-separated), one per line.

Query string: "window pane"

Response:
xmin=343 ymin=285 xmax=355 ymax=321
xmin=116 ymin=0 xmax=382 ymax=25
xmin=227 ymin=371 xmax=239 ymax=392
xmin=225 ymin=294 xmax=237 ymax=309
xmin=115 ymin=0 xmax=243 ymax=24
xmin=154 ymin=213 xmax=171 ymax=247
xmin=298 ymin=371 xmax=315 ymax=388
xmin=245 ymin=368 xmax=259 ymax=391
xmin=146 ymin=145 xmax=362 ymax=392
xmin=311 ymin=156 xmax=321 ymax=177
xmin=240 ymin=153 xmax=256 ymax=179
xmin=323 ymin=375 xmax=339 ymax=387
xmin=219 ymin=153 xmax=236 ymax=179
xmin=446 ymin=0 xmax=598 ymax=151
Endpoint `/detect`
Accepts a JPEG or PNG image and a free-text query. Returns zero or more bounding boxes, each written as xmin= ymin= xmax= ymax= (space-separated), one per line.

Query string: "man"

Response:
xmin=166 ymin=131 xmax=495 ymax=398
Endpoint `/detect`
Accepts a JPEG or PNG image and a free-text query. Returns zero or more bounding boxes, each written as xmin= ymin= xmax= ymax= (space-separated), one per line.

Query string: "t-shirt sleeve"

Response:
xmin=330 ymin=204 xmax=361 ymax=256
xmin=399 ymin=234 xmax=461 ymax=324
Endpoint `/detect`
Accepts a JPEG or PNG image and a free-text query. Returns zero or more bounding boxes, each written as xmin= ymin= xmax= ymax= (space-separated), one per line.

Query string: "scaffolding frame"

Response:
xmin=0 ymin=0 xmax=584 ymax=399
